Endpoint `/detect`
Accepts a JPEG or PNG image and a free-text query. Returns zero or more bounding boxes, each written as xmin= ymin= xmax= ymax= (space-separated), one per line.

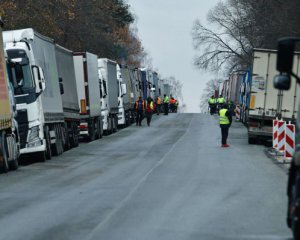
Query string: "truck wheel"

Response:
xmin=88 ymin=120 xmax=96 ymax=141
xmin=44 ymin=126 xmax=52 ymax=160
xmin=0 ymin=132 xmax=9 ymax=173
xmin=113 ymin=116 xmax=118 ymax=133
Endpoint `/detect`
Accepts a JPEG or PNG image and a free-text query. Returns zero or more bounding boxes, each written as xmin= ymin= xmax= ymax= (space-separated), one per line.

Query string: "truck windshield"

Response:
xmin=6 ymin=49 xmax=35 ymax=95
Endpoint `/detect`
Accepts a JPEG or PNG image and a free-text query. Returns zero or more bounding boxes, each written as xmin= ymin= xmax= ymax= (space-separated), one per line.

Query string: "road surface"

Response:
xmin=0 ymin=114 xmax=292 ymax=240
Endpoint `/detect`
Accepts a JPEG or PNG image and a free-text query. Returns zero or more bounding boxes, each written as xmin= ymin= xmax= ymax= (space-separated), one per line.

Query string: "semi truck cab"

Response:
xmin=4 ymin=36 xmax=46 ymax=156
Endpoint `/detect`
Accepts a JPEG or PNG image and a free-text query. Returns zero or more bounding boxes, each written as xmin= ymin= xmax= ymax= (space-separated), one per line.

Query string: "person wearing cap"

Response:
xmin=218 ymin=103 xmax=232 ymax=147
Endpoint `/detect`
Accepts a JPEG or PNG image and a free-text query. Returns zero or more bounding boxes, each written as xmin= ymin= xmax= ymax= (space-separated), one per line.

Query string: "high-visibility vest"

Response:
xmin=209 ymin=98 xmax=216 ymax=104
xmin=164 ymin=96 xmax=169 ymax=103
xmin=146 ymin=102 xmax=154 ymax=112
xmin=156 ymin=97 xmax=161 ymax=105
xmin=170 ymin=99 xmax=176 ymax=104
xmin=218 ymin=97 xmax=225 ymax=104
xmin=219 ymin=109 xmax=230 ymax=125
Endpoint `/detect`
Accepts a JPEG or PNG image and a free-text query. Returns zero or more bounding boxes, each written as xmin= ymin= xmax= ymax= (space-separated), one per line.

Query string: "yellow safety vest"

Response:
xmin=218 ymin=98 xmax=225 ymax=104
xmin=219 ymin=109 xmax=230 ymax=125
xmin=209 ymin=98 xmax=216 ymax=104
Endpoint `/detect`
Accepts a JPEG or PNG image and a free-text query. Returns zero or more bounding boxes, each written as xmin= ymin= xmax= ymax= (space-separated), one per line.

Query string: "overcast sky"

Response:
xmin=127 ymin=0 xmax=221 ymax=113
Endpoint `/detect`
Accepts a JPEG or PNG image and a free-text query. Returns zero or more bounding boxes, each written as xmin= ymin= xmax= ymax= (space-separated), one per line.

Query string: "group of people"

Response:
xmin=208 ymin=95 xmax=226 ymax=115
xmin=134 ymin=94 xmax=178 ymax=126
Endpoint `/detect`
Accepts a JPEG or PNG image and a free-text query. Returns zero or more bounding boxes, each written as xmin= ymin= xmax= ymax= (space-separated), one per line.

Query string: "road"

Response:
xmin=0 ymin=114 xmax=292 ymax=240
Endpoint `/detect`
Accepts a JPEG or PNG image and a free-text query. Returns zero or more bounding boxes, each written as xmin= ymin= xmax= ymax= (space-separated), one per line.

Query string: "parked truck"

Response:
xmin=274 ymin=37 xmax=300 ymax=240
xmin=120 ymin=66 xmax=135 ymax=126
xmin=0 ymin=18 xmax=20 ymax=172
xmin=73 ymin=52 xmax=102 ymax=141
xmin=55 ymin=44 xmax=80 ymax=149
xmin=98 ymin=58 xmax=119 ymax=134
xmin=116 ymin=64 xmax=128 ymax=127
xmin=4 ymin=28 xmax=65 ymax=161
xmin=247 ymin=48 xmax=300 ymax=144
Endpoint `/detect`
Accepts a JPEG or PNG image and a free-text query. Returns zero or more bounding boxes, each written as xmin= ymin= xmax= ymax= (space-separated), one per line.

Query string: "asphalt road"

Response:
xmin=0 ymin=114 xmax=292 ymax=240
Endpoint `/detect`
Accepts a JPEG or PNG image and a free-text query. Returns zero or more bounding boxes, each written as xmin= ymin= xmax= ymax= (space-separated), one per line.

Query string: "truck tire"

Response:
xmin=113 ymin=115 xmax=118 ymax=133
xmin=71 ymin=122 xmax=79 ymax=147
xmin=0 ymin=132 xmax=9 ymax=173
xmin=88 ymin=120 xmax=96 ymax=141
xmin=44 ymin=126 xmax=52 ymax=160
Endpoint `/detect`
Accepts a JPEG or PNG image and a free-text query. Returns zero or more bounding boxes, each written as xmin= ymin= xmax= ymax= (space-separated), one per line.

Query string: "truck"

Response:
xmin=120 ymin=66 xmax=135 ymax=126
xmin=247 ymin=48 xmax=300 ymax=144
xmin=98 ymin=58 xmax=119 ymax=134
xmin=73 ymin=52 xmax=102 ymax=141
xmin=274 ymin=37 xmax=300 ymax=240
xmin=4 ymin=28 xmax=65 ymax=161
xmin=0 ymin=18 xmax=20 ymax=172
xmin=116 ymin=64 xmax=128 ymax=127
xmin=55 ymin=44 xmax=80 ymax=149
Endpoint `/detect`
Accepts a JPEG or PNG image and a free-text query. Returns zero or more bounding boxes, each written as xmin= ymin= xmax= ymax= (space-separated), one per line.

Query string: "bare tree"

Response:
xmin=192 ymin=0 xmax=300 ymax=74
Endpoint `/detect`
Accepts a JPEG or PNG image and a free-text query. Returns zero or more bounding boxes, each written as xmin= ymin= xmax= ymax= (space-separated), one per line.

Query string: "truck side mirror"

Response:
xmin=277 ymin=38 xmax=295 ymax=73
xmin=59 ymin=77 xmax=64 ymax=95
xmin=274 ymin=74 xmax=291 ymax=90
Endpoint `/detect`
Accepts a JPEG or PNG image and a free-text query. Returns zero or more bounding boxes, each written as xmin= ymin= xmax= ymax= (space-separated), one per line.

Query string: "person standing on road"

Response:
xmin=134 ymin=96 xmax=144 ymax=126
xmin=163 ymin=94 xmax=169 ymax=115
xmin=219 ymin=103 xmax=232 ymax=147
xmin=156 ymin=96 xmax=161 ymax=115
xmin=208 ymin=95 xmax=216 ymax=115
xmin=217 ymin=95 xmax=226 ymax=111
xmin=145 ymin=97 xmax=154 ymax=126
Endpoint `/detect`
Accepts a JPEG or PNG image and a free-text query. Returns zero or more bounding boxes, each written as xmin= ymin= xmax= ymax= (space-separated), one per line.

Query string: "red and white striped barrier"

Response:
xmin=235 ymin=105 xmax=240 ymax=121
xmin=277 ymin=120 xmax=286 ymax=152
xmin=273 ymin=119 xmax=278 ymax=149
xmin=285 ymin=124 xmax=295 ymax=159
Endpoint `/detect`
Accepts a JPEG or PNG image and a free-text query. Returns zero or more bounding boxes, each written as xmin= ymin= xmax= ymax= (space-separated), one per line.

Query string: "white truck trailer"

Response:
xmin=116 ymin=64 xmax=128 ymax=127
xmin=98 ymin=58 xmax=119 ymax=134
xmin=247 ymin=48 xmax=300 ymax=144
xmin=55 ymin=45 xmax=80 ymax=149
xmin=0 ymin=18 xmax=19 ymax=172
xmin=3 ymin=28 xmax=65 ymax=161
xmin=73 ymin=52 xmax=102 ymax=141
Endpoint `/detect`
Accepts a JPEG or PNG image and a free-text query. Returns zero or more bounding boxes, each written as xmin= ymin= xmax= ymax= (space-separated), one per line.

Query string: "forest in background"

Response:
xmin=0 ymin=0 xmax=144 ymax=67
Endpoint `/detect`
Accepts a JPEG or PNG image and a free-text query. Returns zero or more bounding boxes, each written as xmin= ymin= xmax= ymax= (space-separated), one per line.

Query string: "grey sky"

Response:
xmin=127 ymin=0 xmax=221 ymax=113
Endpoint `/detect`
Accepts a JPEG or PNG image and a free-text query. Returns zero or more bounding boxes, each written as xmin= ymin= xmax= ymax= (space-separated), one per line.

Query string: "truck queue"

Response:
xmin=0 ymin=21 xmax=179 ymax=173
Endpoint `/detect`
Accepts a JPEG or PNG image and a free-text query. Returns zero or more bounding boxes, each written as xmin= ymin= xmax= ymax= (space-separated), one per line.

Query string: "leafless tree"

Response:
xmin=192 ymin=0 xmax=300 ymax=74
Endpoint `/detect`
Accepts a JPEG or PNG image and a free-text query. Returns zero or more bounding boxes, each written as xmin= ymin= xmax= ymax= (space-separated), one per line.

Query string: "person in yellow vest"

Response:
xmin=156 ymin=96 xmax=162 ymax=115
xmin=145 ymin=97 xmax=154 ymax=126
xmin=217 ymin=95 xmax=226 ymax=110
xmin=163 ymin=94 xmax=169 ymax=115
xmin=134 ymin=96 xmax=145 ymax=126
xmin=208 ymin=95 xmax=216 ymax=115
xmin=219 ymin=103 xmax=232 ymax=147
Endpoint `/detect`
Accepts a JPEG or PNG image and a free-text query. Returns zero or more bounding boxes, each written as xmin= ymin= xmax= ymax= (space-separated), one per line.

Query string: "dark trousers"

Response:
xmin=145 ymin=112 xmax=152 ymax=126
xmin=210 ymin=105 xmax=216 ymax=115
xmin=164 ymin=103 xmax=169 ymax=115
xmin=136 ymin=110 xmax=143 ymax=125
xmin=220 ymin=125 xmax=229 ymax=144
xmin=156 ymin=104 xmax=161 ymax=115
